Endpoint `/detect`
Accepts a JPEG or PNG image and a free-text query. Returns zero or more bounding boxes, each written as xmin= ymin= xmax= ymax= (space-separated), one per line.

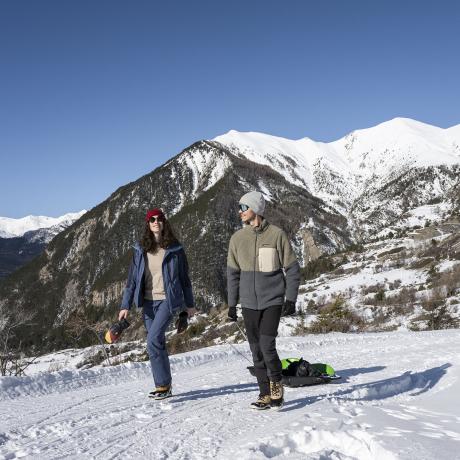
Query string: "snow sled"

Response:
xmin=248 ymin=358 xmax=341 ymax=387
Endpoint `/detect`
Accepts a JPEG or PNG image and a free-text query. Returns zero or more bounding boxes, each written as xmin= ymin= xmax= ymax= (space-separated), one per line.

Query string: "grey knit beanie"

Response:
xmin=239 ymin=191 xmax=266 ymax=216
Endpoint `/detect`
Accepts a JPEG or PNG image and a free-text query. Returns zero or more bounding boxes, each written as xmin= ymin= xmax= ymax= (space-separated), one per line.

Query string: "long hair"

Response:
xmin=141 ymin=218 xmax=179 ymax=253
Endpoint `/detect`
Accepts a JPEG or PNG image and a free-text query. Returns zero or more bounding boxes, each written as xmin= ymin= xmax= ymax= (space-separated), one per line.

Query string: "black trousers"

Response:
xmin=242 ymin=305 xmax=282 ymax=395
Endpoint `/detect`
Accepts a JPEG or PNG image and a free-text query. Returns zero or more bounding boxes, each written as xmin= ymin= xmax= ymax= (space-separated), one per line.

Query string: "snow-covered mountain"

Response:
xmin=1 ymin=117 xmax=459 ymax=353
xmin=0 ymin=211 xmax=87 ymax=238
xmin=0 ymin=211 xmax=86 ymax=278
xmin=214 ymin=118 xmax=460 ymax=233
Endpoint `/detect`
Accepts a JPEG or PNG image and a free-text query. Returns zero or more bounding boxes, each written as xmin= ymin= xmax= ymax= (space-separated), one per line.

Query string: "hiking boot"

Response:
xmin=148 ymin=384 xmax=172 ymax=400
xmin=250 ymin=394 xmax=271 ymax=410
xmin=270 ymin=380 xmax=284 ymax=408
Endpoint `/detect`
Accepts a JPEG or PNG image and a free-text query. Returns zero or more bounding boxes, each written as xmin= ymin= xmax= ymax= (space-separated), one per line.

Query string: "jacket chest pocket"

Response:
xmin=258 ymin=247 xmax=280 ymax=272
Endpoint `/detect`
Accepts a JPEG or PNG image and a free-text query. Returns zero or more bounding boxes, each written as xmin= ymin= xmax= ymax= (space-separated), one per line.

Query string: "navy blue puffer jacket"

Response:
xmin=120 ymin=242 xmax=194 ymax=314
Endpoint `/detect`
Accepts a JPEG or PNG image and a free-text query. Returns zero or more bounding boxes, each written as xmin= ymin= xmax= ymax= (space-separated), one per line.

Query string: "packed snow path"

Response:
xmin=1 ymin=330 xmax=460 ymax=459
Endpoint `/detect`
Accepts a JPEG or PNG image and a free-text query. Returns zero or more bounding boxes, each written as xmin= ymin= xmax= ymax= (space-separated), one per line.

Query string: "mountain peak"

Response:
xmin=0 ymin=210 xmax=87 ymax=238
xmin=374 ymin=117 xmax=444 ymax=133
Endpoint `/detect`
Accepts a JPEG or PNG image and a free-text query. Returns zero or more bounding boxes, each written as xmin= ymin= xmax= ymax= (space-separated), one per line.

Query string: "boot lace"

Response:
xmin=270 ymin=381 xmax=282 ymax=399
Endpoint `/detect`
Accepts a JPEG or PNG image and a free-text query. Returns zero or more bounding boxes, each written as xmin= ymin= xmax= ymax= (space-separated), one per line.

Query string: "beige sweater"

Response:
xmin=144 ymin=248 xmax=166 ymax=300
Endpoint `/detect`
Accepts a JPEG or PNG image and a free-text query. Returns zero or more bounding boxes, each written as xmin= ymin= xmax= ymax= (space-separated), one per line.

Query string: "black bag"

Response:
xmin=283 ymin=358 xmax=323 ymax=378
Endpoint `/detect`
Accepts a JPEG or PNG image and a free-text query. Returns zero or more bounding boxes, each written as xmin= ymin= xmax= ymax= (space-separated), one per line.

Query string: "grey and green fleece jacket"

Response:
xmin=227 ymin=219 xmax=300 ymax=310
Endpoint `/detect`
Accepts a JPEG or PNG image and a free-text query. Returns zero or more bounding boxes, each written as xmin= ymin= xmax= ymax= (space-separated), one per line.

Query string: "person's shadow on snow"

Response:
xmin=333 ymin=365 xmax=386 ymax=383
xmin=280 ymin=363 xmax=451 ymax=413
xmin=171 ymin=382 xmax=258 ymax=403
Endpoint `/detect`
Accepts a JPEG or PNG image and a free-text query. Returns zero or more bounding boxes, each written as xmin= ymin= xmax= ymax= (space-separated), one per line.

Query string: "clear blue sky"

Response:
xmin=1 ymin=0 xmax=459 ymax=218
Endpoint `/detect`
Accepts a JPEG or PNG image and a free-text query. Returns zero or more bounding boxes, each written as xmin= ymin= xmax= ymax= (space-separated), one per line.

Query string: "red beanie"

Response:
xmin=145 ymin=208 xmax=165 ymax=222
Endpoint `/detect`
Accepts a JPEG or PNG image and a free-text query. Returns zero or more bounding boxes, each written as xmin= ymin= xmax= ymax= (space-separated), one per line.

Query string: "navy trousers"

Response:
xmin=143 ymin=299 xmax=173 ymax=387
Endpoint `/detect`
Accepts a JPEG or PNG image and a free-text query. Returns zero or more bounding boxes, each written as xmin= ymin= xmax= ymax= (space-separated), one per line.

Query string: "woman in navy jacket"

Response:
xmin=118 ymin=208 xmax=196 ymax=399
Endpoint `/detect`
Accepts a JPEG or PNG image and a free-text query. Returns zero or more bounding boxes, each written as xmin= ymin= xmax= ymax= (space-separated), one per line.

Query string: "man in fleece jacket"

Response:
xmin=227 ymin=191 xmax=300 ymax=410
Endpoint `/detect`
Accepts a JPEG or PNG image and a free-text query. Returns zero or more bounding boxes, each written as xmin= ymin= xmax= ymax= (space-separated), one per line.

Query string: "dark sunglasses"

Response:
xmin=149 ymin=216 xmax=163 ymax=223
xmin=239 ymin=204 xmax=250 ymax=212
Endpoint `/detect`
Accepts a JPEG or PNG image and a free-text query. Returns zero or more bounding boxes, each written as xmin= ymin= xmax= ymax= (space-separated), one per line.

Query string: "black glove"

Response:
xmin=281 ymin=300 xmax=296 ymax=317
xmin=175 ymin=311 xmax=188 ymax=334
xmin=227 ymin=306 xmax=237 ymax=322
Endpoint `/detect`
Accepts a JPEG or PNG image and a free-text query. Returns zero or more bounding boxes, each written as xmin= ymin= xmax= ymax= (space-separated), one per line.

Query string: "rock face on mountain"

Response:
xmin=1 ymin=118 xmax=459 ymax=351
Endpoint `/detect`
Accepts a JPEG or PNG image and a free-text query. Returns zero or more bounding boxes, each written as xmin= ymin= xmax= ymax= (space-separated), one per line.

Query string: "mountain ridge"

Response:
xmin=0 ymin=211 xmax=87 ymax=238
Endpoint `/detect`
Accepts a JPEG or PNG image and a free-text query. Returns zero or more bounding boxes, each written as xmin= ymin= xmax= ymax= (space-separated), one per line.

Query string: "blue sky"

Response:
xmin=1 ymin=0 xmax=459 ymax=218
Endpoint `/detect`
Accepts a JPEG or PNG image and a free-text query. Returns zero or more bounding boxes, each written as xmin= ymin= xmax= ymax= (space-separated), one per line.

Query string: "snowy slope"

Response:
xmin=0 ymin=211 xmax=87 ymax=238
xmin=1 ymin=330 xmax=460 ymax=459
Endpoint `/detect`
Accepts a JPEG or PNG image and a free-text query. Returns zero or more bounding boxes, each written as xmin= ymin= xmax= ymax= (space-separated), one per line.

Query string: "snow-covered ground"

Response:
xmin=2 ymin=330 xmax=460 ymax=459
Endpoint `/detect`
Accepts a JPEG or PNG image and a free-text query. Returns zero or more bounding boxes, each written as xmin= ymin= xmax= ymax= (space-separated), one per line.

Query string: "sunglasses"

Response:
xmin=149 ymin=216 xmax=163 ymax=223
xmin=239 ymin=204 xmax=250 ymax=212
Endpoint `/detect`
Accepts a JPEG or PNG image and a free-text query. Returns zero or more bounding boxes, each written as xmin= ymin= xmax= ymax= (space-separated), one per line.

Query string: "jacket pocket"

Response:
xmin=258 ymin=247 xmax=280 ymax=272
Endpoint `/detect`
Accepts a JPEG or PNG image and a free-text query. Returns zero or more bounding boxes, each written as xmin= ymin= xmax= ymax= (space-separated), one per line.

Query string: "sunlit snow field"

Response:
xmin=1 ymin=330 xmax=460 ymax=459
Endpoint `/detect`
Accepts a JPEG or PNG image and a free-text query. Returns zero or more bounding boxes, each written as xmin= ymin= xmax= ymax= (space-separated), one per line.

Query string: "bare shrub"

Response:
xmin=411 ymin=286 xmax=459 ymax=330
xmin=410 ymin=258 xmax=434 ymax=270
xmin=368 ymin=309 xmax=399 ymax=331
xmin=307 ymin=296 xmax=364 ymax=333
xmin=375 ymin=289 xmax=386 ymax=302
xmin=362 ymin=283 xmax=384 ymax=296
xmin=65 ymin=311 xmax=112 ymax=364
xmin=388 ymin=279 xmax=402 ymax=290
xmin=0 ymin=302 xmax=37 ymax=376
xmin=412 ymin=305 xmax=459 ymax=330
xmin=377 ymin=247 xmax=405 ymax=259
xmin=438 ymin=265 xmax=460 ymax=297
xmin=168 ymin=315 xmax=239 ymax=355
xmin=306 ymin=298 xmax=317 ymax=313
xmin=364 ymin=286 xmax=417 ymax=313
xmin=420 ymin=244 xmax=443 ymax=259
xmin=390 ymin=287 xmax=417 ymax=305
xmin=332 ymin=267 xmax=345 ymax=276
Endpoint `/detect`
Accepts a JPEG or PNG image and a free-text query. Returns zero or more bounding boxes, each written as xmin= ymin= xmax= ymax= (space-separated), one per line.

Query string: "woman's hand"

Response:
xmin=118 ymin=309 xmax=129 ymax=321
xmin=186 ymin=307 xmax=197 ymax=318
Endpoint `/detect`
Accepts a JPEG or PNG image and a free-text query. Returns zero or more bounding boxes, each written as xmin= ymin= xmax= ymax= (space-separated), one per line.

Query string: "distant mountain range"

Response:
xmin=0 ymin=118 xmax=459 ymax=351
xmin=0 ymin=212 xmax=86 ymax=277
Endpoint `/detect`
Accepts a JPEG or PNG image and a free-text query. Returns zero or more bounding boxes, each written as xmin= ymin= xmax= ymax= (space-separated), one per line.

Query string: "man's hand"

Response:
xmin=118 ymin=309 xmax=129 ymax=321
xmin=227 ymin=306 xmax=237 ymax=322
xmin=281 ymin=300 xmax=296 ymax=317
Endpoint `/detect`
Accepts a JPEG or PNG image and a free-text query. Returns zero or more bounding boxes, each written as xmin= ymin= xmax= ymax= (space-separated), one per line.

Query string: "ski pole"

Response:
xmin=235 ymin=320 xmax=248 ymax=341
xmin=224 ymin=337 xmax=252 ymax=364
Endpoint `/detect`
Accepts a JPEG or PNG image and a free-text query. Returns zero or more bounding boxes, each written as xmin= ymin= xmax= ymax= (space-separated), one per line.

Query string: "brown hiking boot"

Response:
xmin=250 ymin=394 xmax=271 ymax=410
xmin=148 ymin=384 xmax=172 ymax=400
xmin=270 ymin=380 xmax=284 ymax=408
